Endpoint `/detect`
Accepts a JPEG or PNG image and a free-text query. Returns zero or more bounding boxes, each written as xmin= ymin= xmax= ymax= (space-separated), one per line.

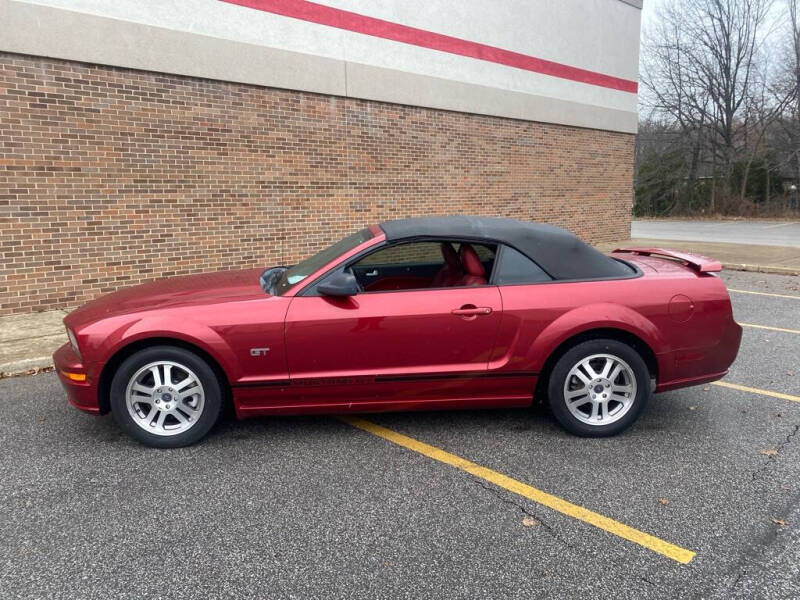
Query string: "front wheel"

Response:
xmin=110 ymin=346 xmax=223 ymax=448
xmin=547 ymin=339 xmax=650 ymax=437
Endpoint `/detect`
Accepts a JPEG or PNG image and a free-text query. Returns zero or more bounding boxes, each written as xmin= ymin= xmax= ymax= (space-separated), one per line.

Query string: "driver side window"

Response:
xmin=350 ymin=240 xmax=496 ymax=292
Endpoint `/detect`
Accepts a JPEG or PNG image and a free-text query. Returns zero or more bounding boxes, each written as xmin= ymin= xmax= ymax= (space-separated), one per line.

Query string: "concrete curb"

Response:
xmin=721 ymin=263 xmax=800 ymax=276
xmin=0 ymin=357 xmax=55 ymax=378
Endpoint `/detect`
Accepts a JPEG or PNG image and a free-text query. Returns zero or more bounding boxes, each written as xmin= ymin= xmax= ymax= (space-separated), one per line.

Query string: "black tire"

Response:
xmin=110 ymin=345 xmax=223 ymax=448
xmin=547 ymin=339 xmax=650 ymax=437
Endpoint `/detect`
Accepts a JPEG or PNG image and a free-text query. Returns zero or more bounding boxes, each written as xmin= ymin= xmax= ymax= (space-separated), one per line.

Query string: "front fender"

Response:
xmin=86 ymin=315 xmax=241 ymax=382
xmin=527 ymin=303 xmax=668 ymax=373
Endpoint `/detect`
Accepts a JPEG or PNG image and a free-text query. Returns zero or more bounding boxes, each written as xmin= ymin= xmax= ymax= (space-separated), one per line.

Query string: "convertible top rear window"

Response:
xmin=493 ymin=246 xmax=552 ymax=285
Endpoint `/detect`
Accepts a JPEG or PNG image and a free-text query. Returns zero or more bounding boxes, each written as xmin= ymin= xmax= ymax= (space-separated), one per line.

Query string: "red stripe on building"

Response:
xmin=220 ymin=0 xmax=638 ymax=93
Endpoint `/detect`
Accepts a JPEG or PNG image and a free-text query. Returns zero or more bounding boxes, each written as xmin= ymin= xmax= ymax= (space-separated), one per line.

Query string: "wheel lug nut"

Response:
xmin=155 ymin=399 xmax=160 ymax=404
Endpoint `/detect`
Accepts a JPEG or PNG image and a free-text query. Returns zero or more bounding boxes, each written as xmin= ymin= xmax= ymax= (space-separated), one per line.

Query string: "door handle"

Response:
xmin=365 ymin=270 xmax=378 ymax=277
xmin=451 ymin=306 xmax=493 ymax=316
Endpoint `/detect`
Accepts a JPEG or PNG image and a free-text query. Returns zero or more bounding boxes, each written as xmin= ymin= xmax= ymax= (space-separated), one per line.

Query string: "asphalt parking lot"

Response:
xmin=632 ymin=219 xmax=800 ymax=248
xmin=1 ymin=270 xmax=799 ymax=599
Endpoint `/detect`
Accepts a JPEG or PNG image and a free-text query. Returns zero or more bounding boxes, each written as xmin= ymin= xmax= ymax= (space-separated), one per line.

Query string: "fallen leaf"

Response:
xmin=689 ymin=406 xmax=697 ymax=411
xmin=787 ymin=371 xmax=795 ymax=377
xmin=771 ymin=517 xmax=788 ymax=526
xmin=703 ymin=386 xmax=710 ymax=392
xmin=760 ymin=449 xmax=779 ymax=456
xmin=522 ymin=516 xmax=540 ymax=528
xmin=658 ymin=498 xmax=670 ymax=506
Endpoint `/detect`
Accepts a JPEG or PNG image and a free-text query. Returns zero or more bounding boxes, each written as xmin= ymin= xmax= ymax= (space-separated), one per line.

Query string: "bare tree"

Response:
xmin=638 ymin=0 xmax=796 ymax=215
xmin=640 ymin=2 xmax=711 ymax=211
xmin=774 ymin=0 xmax=800 ymax=200
xmin=738 ymin=44 xmax=794 ymax=202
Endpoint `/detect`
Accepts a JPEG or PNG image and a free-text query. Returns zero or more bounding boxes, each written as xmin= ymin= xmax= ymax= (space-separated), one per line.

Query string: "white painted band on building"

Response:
xmin=0 ymin=0 xmax=641 ymax=133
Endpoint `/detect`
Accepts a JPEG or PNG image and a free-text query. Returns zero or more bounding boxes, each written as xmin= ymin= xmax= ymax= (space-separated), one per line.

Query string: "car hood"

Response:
xmin=67 ymin=268 xmax=267 ymax=324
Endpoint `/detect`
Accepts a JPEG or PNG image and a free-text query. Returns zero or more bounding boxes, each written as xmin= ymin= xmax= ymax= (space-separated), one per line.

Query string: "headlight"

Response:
xmin=66 ymin=328 xmax=81 ymax=358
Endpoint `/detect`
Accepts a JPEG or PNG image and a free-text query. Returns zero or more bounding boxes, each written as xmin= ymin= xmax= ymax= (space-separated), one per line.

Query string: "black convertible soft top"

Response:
xmin=379 ymin=216 xmax=632 ymax=281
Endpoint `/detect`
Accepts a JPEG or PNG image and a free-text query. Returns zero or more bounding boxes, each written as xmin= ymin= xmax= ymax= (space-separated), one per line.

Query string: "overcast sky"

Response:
xmin=640 ymin=0 xmax=661 ymax=40
xmin=641 ymin=0 xmax=660 ymax=29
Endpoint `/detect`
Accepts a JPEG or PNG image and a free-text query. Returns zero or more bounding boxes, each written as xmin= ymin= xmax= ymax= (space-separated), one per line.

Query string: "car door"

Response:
xmin=282 ymin=241 xmax=503 ymax=406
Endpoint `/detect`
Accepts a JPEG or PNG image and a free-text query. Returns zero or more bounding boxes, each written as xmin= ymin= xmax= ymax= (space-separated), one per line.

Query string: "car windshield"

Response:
xmin=273 ymin=228 xmax=374 ymax=295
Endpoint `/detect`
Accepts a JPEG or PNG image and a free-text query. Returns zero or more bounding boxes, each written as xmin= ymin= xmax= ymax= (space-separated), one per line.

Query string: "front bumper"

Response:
xmin=53 ymin=343 xmax=100 ymax=414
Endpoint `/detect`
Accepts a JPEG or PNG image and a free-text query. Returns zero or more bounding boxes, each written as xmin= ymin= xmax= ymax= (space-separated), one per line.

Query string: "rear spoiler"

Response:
xmin=613 ymin=247 xmax=722 ymax=273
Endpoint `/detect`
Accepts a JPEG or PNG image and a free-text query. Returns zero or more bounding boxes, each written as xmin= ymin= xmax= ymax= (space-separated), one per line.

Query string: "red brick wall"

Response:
xmin=0 ymin=52 xmax=634 ymax=315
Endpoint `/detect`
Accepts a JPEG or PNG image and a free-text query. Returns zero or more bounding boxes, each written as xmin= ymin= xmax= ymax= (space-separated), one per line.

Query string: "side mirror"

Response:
xmin=318 ymin=270 xmax=359 ymax=297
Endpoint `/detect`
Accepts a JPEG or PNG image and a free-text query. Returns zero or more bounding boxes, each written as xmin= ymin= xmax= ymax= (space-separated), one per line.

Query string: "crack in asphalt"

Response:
xmin=711 ymin=568 xmax=747 ymax=599
xmin=751 ymin=424 xmax=800 ymax=483
xmin=709 ymin=425 xmax=800 ymax=598
xmin=472 ymin=480 xmax=682 ymax=595
xmin=731 ymin=570 xmax=745 ymax=588
xmin=472 ymin=480 xmax=581 ymax=554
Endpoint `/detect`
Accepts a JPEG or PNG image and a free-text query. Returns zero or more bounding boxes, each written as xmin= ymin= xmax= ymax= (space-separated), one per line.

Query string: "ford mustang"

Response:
xmin=54 ymin=216 xmax=742 ymax=447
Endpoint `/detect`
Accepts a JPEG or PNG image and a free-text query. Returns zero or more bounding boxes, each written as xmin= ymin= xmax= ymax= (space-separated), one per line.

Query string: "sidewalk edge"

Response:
xmin=0 ymin=356 xmax=55 ymax=378
xmin=721 ymin=263 xmax=800 ymax=276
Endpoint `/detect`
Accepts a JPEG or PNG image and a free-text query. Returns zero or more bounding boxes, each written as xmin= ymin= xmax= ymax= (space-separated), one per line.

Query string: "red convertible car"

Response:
xmin=54 ymin=216 xmax=742 ymax=447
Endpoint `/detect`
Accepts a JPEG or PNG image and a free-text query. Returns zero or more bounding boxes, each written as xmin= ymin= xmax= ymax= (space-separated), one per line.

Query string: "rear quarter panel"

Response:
xmin=491 ymin=266 xmax=738 ymax=389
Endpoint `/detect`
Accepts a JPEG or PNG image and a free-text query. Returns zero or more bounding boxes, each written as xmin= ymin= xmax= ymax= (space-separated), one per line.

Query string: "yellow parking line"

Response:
xmin=712 ymin=381 xmax=800 ymax=404
xmin=729 ymin=288 xmax=800 ymax=300
xmin=740 ymin=322 xmax=800 ymax=335
xmin=341 ymin=416 xmax=696 ymax=564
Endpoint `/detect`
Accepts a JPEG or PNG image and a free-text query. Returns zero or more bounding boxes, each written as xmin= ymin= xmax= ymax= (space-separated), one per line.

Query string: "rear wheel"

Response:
xmin=547 ymin=339 xmax=650 ymax=437
xmin=110 ymin=346 xmax=223 ymax=448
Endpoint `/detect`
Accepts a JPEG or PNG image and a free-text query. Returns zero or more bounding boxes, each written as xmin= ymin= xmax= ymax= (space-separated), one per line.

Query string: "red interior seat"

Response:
xmin=457 ymin=244 xmax=486 ymax=286
xmin=430 ymin=242 xmax=463 ymax=287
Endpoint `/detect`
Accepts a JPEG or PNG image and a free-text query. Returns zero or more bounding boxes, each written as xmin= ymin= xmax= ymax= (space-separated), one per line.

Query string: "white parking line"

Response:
xmin=741 ymin=323 xmax=800 ymax=335
xmin=729 ymin=288 xmax=800 ymax=300
xmin=761 ymin=222 xmax=797 ymax=229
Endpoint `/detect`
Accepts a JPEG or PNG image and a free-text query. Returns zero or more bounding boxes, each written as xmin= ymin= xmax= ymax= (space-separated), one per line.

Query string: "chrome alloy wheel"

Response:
xmin=125 ymin=361 xmax=205 ymax=437
xmin=563 ymin=353 xmax=637 ymax=426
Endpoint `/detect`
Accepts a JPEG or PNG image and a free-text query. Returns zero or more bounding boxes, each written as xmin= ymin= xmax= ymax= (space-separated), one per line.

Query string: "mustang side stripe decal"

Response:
xmin=375 ymin=371 xmax=538 ymax=383
xmin=231 ymin=371 xmax=538 ymax=388
xmin=220 ymin=0 xmax=639 ymax=93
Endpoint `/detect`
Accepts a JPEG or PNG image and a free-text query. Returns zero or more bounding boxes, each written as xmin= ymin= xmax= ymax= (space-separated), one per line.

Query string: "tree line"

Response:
xmin=637 ymin=0 xmax=800 ymax=216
